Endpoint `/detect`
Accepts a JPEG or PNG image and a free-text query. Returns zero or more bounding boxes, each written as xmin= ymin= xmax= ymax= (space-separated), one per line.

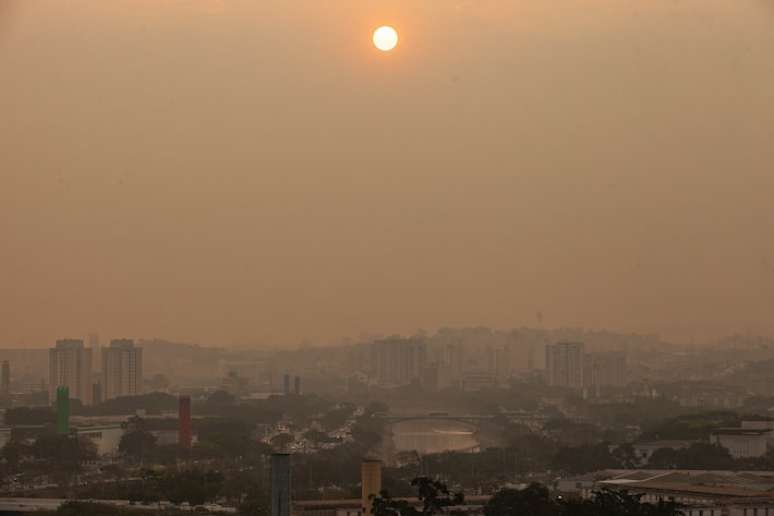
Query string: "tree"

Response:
xmin=544 ymin=419 xmax=601 ymax=447
xmin=642 ymin=412 xmax=739 ymax=441
xmin=118 ymin=429 xmax=157 ymax=463
xmin=230 ymin=470 xmax=269 ymax=516
xmin=55 ymin=501 xmax=130 ymax=516
xmin=485 ymin=483 xmax=558 ymax=516
xmin=552 ymin=443 xmax=619 ymax=475
xmin=413 ymin=477 xmax=465 ymax=515
xmin=319 ymin=405 xmax=355 ymax=431
xmin=506 ymin=431 xmax=557 ymax=474
xmin=679 ymin=443 xmax=734 ymax=469
xmin=220 ymin=468 xmax=266 ymax=506
xmin=372 ymin=477 xmax=463 ymax=516
xmin=147 ymin=373 xmax=170 ymax=391
xmin=373 ymin=491 xmax=419 ymax=516
xmin=612 ymin=443 xmax=638 ymax=469
xmin=207 ymin=389 xmax=237 ymax=406
xmin=304 ymin=430 xmax=330 ymax=444
xmin=4 ymin=406 xmax=55 ymax=426
xmin=647 ymin=447 xmax=680 ymax=469
xmin=271 ymin=433 xmax=295 ymax=450
xmin=197 ymin=418 xmax=256 ymax=458
xmin=160 ymin=469 xmax=224 ymax=507
xmin=365 ymin=401 xmax=390 ymax=417
xmin=562 ymin=488 xmax=682 ymax=516
xmin=79 ymin=392 xmax=178 ymax=416
xmin=483 ymin=485 xmax=684 ymax=516
xmin=127 ymin=469 xmax=162 ymax=505
xmin=648 ymin=443 xmax=734 ymax=470
xmin=240 ymin=494 xmax=270 ymax=516
xmin=1 ymin=440 xmax=27 ymax=471
xmin=31 ymin=433 xmax=97 ymax=471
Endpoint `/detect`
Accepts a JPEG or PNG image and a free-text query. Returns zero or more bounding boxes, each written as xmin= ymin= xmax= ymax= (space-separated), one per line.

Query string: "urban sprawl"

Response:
xmin=1 ymin=328 xmax=774 ymax=516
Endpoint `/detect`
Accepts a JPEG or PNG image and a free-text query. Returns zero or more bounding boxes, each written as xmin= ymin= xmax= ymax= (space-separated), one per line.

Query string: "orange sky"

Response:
xmin=2 ymin=0 xmax=773 ymax=347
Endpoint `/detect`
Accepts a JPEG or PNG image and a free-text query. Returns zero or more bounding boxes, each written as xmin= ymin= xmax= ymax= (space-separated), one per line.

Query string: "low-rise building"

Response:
xmin=76 ymin=425 xmax=124 ymax=456
xmin=460 ymin=372 xmax=497 ymax=392
xmin=561 ymin=469 xmax=774 ymax=515
xmin=711 ymin=428 xmax=771 ymax=458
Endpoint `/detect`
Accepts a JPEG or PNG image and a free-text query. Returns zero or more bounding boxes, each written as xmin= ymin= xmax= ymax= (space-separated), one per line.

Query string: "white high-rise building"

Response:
xmin=102 ymin=339 xmax=143 ymax=401
xmin=545 ymin=341 xmax=584 ymax=390
xmin=371 ymin=337 xmax=426 ymax=386
xmin=49 ymin=339 xmax=93 ymax=405
xmin=89 ymin=333 xmax=101 ymax=373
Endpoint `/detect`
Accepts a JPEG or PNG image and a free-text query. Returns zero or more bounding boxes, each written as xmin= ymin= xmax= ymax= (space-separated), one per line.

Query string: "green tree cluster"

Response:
xmin=4 ymin=406 xmax=56 ymax=425
xmin=118 ymin=429 xmax=158 ymax=463
xmin=372 ymin=477 xmax=464 ymax=516
xmin=648 ymin=443 xmax=734 ymax=470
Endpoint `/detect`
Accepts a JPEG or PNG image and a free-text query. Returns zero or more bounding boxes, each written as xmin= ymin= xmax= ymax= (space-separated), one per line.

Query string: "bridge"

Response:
xmin=374 ymin=413 xmax=495 ymax=425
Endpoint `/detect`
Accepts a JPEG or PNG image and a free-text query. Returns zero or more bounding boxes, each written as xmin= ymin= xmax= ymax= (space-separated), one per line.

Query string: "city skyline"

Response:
xmin=2 ymin=1 xmax=774 ymax=513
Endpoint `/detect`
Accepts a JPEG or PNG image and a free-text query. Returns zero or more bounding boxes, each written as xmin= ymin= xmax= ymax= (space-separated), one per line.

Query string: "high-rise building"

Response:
xmin=1 ymin=360 xmax=10 ymax=395
xmin=89 ymin=333 xmax=101 ymax=373
xmin=178 ymin=395 xmax=192 ymax=449
xmin=545 ymin=342 xmax=584 ymax=389
xmin=92 ymin=382 xmax=103 ymax=405
xmin=371 ymin=337 xmax=427 ymax=386
xmin=283 ymin=373 xmax=291 ymax=396
xmin=102 ymin=339 xmax=143 ymax=401
xmin=293 ymin=376 xmax=301 ymax=396
xmin=271 ymin=453 xmax=292 ymax=516
xmin=49 ymin=339 xmax=93 ymax=405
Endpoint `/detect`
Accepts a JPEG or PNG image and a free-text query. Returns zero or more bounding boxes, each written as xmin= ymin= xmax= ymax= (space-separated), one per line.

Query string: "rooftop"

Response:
xmin=584 ymin=469 xmax=774 ymax=501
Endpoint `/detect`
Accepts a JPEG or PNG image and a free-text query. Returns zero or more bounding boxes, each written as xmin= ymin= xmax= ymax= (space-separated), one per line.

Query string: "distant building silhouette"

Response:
xmin=49 ymin=339 xmax=93 ymax=405
xmin=92 ymin=382 xmax=103 ymax=405
xmin=584 ymin=351 xmax=627 ymax=394
xmin=102 ymin=339 xmax=143 ymax=401
xmin=294 ymin=375 xmax=301 ymax=395
xmin=371 ymin=336 xmax=426 ymax=387
xmin=89 ymin=333 xmax=100 ymax=373
xmin=283 ymin=373 xmax=291 ymax=395
xmin=545 ymin=342 xmax=584 ymax=389
xmin=1 ymin=360 xmax=9 ymax=395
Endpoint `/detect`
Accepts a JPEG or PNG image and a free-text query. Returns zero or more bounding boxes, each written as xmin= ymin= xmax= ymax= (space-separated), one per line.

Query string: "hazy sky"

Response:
xmin=2 ymin=0 xmax=774 ymax=347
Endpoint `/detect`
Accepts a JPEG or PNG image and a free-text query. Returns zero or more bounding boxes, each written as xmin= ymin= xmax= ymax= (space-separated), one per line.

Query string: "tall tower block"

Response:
xmin=271 ymin=453 xmax=291 ymax=516
xmin=49 ymin=339 xmax=93 ymax=405
xmin=293 ymin=376 xmax=301 ymax=396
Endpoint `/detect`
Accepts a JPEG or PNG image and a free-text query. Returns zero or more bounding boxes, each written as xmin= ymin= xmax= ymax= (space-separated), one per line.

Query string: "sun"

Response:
xmin=373 ymin=26 xmax=398 ymax=52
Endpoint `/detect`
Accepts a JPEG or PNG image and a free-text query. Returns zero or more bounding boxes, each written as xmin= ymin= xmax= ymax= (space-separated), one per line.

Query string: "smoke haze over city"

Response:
xmin=2 ymin=0 xmax=774 ymax=347
xmin=5 ymin=4 xmax=774 ymax=515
